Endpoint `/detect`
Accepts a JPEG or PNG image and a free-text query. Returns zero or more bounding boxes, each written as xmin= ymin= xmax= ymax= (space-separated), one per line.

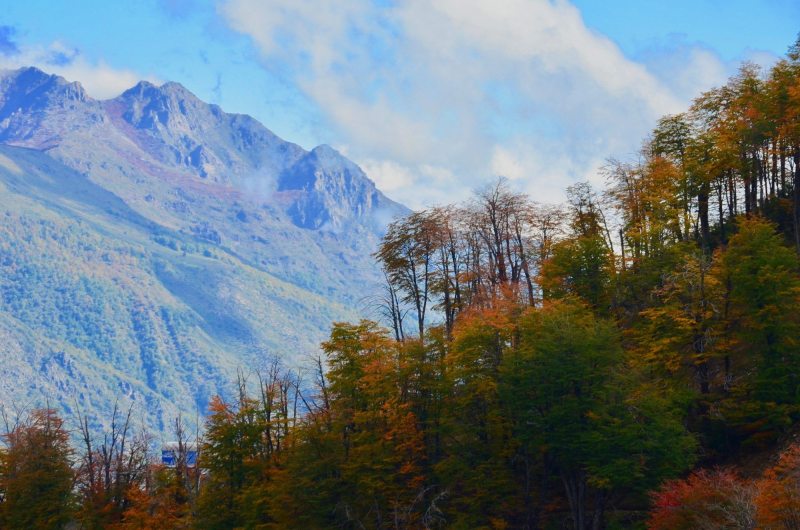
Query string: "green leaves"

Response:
xmin=502 ymin=302 xmax=694 ymax=503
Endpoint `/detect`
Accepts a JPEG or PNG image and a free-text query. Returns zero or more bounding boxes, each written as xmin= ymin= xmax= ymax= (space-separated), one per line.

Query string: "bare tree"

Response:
xmin=75 ymin=401 xmax=151 ymax=526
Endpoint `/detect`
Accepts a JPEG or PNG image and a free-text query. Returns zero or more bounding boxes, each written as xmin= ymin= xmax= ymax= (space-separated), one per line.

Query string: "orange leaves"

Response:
xmin=756 ymin=443 xmax=800 ymax=528
xmin=113 ymin=477 xmax=191 ymax=530
xmin=451 ymin=293 xmax=520 ymax=343
xmin=605 ymin=152 xmax=688 ymax=258
xmin=206 ymin=394 xmax=232 ymax=417
xmin=632 ymin=250 xmax=722 ymax=384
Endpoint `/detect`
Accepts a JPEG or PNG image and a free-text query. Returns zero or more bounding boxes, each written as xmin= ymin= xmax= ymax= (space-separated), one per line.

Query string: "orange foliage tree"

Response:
xmin=756 ymin=442 xmax=800 ymax=529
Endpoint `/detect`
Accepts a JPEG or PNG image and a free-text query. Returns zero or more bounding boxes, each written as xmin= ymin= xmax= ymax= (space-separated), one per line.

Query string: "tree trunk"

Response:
xmin=781 ymin=139 xmax=787 ymax=193
xmin=751 ymin=152 xmax=760 ymax=213
xmin=771 ymin=139 xmax=778 ymax=198
xmin=591 ymin=489 xmax=607 ymax=530
xmin=698 ymin=179 xmax=710 ymax=249
xmin=794 ymin=147 xmax=800 ymax=254
xmin=563 ymin=471 xmax=586 ymax=530
xmin=742 ymin=150 xmax=752 ymax=215
xmin=717 ymin=178 xmax=726 ymax=243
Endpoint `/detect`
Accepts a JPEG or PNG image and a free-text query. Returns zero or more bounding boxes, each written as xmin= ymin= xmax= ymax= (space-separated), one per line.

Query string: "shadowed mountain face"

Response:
xmin=0 ymin=66 xmax=408 ymax=432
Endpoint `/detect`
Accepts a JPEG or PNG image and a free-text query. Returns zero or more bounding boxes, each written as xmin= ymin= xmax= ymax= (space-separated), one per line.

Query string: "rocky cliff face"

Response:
xmin=0 ymin=66 xmax=408 ymax=432
xmin=278 ymin=144 xmax=394 ymax=230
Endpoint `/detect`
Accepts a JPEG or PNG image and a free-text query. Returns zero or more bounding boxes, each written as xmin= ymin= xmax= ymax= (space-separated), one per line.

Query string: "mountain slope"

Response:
xmin=0 ymin=67 xmax=408 ymax=432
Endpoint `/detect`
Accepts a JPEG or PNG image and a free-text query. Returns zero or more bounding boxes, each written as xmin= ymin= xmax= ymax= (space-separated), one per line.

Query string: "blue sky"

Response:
xmin=0 ymin=0 xmax=797 ymax=207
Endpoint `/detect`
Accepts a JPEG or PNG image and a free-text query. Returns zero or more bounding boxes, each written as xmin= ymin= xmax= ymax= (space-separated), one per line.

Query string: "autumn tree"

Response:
xmin=649 ymin=469 xmax=756 ymax=530
xmin=377 ymin=212 xmax=437 ymax=337
xmin=634 ymin=249 xmax=723 ymax=395
xmin=114 ymin=415 xmax=200 ymax=529
xmin=0 ymin=408 xmax=76 ymax=529
xmin=195 ymin=360 xmax=299 ymax=529
xmin=540 ymin=183 xmax=615 ymax=313
xmin=435 ymin=299 xmax=520 ymax=527
xmin=756 ymin=441 xmax=800 ymax=529
xmin=113 ymin=466 xmax=193 ymax=530
xmin=321 ymin=321 xmax=428 ymax=528
xmin=74 ymin=403 xmax=151 ymax=529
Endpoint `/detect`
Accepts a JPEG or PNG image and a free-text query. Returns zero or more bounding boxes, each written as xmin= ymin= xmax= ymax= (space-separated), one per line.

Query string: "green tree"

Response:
xmin=194 ymin=393 xmax=272 ymax=529
xmin=719 ymin=216 xmax=800 ymax=443
xmin=501 ymin=301 xmax=695 ymax=530
xmin=541 ymin=234 xmax=615 ymax=312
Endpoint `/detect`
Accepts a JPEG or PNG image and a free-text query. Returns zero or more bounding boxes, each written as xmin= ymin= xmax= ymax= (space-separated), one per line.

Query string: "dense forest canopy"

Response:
xmin=5 ymin=37 xmax=800 ymax=530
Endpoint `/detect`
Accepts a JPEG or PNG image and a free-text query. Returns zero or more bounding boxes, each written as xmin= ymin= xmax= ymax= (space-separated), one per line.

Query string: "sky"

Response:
xmin=0 ymin=0 xmax=797 ymax=208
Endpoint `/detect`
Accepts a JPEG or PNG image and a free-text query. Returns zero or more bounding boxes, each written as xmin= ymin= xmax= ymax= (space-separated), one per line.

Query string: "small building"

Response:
xmin=161 ymin=441 xmax=198 ymax=468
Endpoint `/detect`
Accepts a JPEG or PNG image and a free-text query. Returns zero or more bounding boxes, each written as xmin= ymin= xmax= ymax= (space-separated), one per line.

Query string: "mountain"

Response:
xmin=0 ymin=67 xmax=408 ymax=432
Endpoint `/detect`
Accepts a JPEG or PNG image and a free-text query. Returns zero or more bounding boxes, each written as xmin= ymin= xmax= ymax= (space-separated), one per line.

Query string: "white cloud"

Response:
xmin=359 ymin=159 xmax=416 ymax=192
xmin=220 ymin=0 xmax=732 ymax=208
xmin=0 ymin=41 xmax=157 ymax=99
xmin=742 ymin=48 xmax=782 ymax=71
xmin=491 ymin=146 xmax=525 ymax=181
xmin=53 ymin=59 xmax=156 ymax=99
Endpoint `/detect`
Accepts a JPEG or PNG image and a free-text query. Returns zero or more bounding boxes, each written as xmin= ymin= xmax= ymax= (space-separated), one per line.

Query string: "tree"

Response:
xmin=323 ymin=321 xmax=429 ymax=528
xmin=719 ymin=217 xmax=800 ymax=444
xmin=195 ymin=359 xmax=299 ymax=529
xmin=194 ymin=393 xmax=262 ymax=529
xmin=113 ymin=466 xmax=193 ymax=530
xmin=649 ymin=469 xmax=756 ymax=530
xmin=436 ymin=299 xmax=520 ymax=528
xmin=0 ymin=408 xmax=76 ymax=529
xmin=540 ymin=182 xmax=615 ymax=313
xmin=75 ymin=403 xmax=151 ymax=529
xmin=755 ymin=442 xmax=800 ymax=529
xmin=501 ymin=301 xmax=695 ymax=530
xmin=540 ymin=234 xmax=615 ymax=312
xmin=271 ymin=322 xmax=433 ymax=529
xmin=377 ymin=213 xmax=437 ymax=337
xmin=634 ymin=249 xmax=723 ymax=395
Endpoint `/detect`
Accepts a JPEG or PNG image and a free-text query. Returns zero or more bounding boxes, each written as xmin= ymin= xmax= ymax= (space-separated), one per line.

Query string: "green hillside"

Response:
xmin=0 ymin=144 xmax=358 ymax=432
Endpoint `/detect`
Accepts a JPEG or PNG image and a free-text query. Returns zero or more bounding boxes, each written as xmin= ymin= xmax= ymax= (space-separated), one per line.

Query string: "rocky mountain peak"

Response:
xmin=278 ymin=144 xmax=405 ymax=230
xmin=0 ymin=67 xmax=94 ymax=148
xmin=116 ymin=79 xmax=208 ymax=131
xmin=0 ymin=67 xmax=88 ymax=113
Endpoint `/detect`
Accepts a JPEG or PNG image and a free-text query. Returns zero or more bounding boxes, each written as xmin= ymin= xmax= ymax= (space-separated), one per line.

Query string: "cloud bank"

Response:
xmin=0 ymin=32 xmax=158 ymax=100
xmin=219 ymin=0 xmax=738 ymax=207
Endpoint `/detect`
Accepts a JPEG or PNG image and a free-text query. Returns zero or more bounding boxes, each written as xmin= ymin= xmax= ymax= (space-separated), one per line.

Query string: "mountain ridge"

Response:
xmin=0 ymin=66 xmax=406 ymax=230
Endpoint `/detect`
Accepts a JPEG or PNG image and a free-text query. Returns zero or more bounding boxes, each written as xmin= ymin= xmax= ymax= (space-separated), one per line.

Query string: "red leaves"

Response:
xmin=650 ymin=442 xmax=800 ymax=530
xmin=649 ymin=469 xmax=755 ymax=530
